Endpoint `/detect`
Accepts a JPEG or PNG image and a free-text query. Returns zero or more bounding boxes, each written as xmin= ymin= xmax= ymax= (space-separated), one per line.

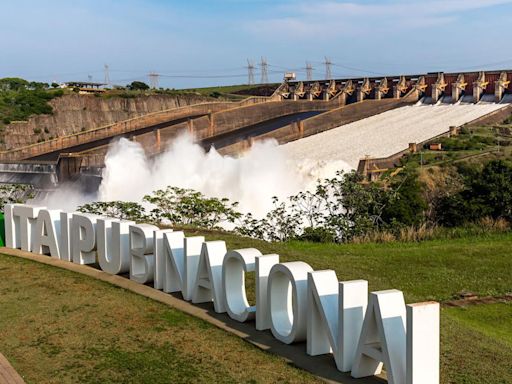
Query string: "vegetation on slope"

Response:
xmin=0 ymin=78 xmax=64 ymax=129
xmin=182 ymin=83 xmax=279 ymax=100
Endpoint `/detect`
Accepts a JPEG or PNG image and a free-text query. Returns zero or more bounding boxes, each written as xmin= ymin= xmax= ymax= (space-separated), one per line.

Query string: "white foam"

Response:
xmin=280 ymin=103 xmax=507 ymax=169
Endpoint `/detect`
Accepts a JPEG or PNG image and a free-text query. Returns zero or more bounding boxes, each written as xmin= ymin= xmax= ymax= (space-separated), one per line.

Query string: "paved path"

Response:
xmin=0 ymin=353 xmax=25 ymax=384
xmin=0 ymin=247 xmax=386 ymax=384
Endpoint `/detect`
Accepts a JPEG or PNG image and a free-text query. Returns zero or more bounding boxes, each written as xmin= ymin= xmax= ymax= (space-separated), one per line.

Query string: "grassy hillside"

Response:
xmin=1 ymin=232 xmax=511 ymax=383
xmin=0 ymin=253 xmax=320 ymax=384
xmin=183 ymin=83 xmax=280 ymax=100
xmin=401 ymin=118 xmax=512 ymax=169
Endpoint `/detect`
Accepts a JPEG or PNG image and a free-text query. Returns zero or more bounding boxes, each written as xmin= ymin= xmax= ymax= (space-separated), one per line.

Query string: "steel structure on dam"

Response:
xmin=0 ymin=69 xmax=511 ymax=193
xmin=278 ymin=70 xmax=511 ymax=104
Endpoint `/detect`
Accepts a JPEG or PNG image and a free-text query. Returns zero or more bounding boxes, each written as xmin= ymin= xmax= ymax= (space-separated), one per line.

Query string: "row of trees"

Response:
xmin=0 ymin=159 xmax=506 ymax=243
xmin=77 ymin=159 xmax=512 ymax=243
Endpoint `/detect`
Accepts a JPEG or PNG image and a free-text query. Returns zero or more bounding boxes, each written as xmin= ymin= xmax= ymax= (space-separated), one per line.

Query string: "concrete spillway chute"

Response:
xmin=473 ymin=71 xmax=489 ymax=103
xmin=432 ymin=73 xmax=447 ymax=103
xmin=357 ymin=78 xmax=372 ymax=102
xmin=495 ymin=72 xmax=510 ymax=102
xmin=451 ymin=74 xmax=467 ymax=103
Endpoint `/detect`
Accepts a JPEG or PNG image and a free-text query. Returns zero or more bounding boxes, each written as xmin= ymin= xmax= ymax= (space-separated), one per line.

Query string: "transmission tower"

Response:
xmin=324 ymin=56 xmax=332 ymax=80
xmin=104 ymin=64 xmax=111 ymax=86
xmin=306 ymin=61 xmax=314 ymax=81
xmin=88 ymin=74 xmax=93 ymax=82
xmin=148 ymin=72 xmax=160 ymax=89
xmin=260 ymin=57 xmax=269 ymax=84
xmin=246 ymin=59 xmax=255 ymax=85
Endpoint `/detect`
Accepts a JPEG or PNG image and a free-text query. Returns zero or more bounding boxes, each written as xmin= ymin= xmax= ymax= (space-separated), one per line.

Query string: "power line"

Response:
xmin=246 ymin=59 xmax=255 ymax=85
xmin=260 ymin=57 xmax=269 ymax=84
xmin=324 ymin=56 xmax=332 ymax=80
xmin=331 ymin=62 xmax=385 ymax=76
xmin=104 ymin=64 xmax=111 ymax=86
xmin=305 ymin=61 xmax=314 ymax=81
xmin=148 ymin=72 xmax=160 ymax=88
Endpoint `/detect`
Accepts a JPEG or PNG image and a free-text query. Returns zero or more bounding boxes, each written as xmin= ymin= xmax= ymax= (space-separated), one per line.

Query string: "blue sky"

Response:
xmin=2 ymin=0 xmax=512 ymax=88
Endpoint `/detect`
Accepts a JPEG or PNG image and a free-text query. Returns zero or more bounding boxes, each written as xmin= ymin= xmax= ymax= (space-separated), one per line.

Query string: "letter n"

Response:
xmin=307 ymin=271 xmax=367 ymax=372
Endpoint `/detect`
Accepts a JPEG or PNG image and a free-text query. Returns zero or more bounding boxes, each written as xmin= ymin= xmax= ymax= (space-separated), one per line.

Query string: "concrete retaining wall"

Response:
xmin=0 ymin=97 xmax=269 ymax=162
xmin=219 ymin=98 xmax=412 ymax=156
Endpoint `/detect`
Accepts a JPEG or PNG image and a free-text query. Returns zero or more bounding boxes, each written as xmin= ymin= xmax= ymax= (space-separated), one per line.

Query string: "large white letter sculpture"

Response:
xmin=129 ymin=224 xmax=159 ymax=284
xmin=255 ymin=254 xmax=279 ymax=331
xmin=192 ymin=240 xmax=227 ymax=313
xmin=351 ymin=290 xmax=407 ymax=384
xmin=7 ymin=204 xmax=44 ymax=251
xmin=182 ymin=236 xmax=205 ymax=301
xmin=71 ymin=213 xmax=98 ymax=265
xmin=406 ymin=302 xmax=440 ymax=384
xmin=268 ymin=261 xmax=313 ymax=344
xmin=222 ymin=248 xmax=262 ymax=322
xmin=307 ymin=271 xmax=368 ymax=372
xmin=153 ymin=229 xmax=174 ymax=290
xmin=2 ymin=204 xmax=440 ymax=384
xmin=97 ymin=218 xmax=133 ymax=275
xmin=162 ymin=231 xmax=186 ymax=294
xmin=32 ymin=209 xmax=62 ymax=258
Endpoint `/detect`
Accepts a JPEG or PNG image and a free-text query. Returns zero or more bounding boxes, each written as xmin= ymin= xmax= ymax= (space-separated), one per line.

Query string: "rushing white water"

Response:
xmin=38 ymin=102 xmax=508 ymax=215
xmin=282 ymin=103 xmax=507 ymax=169
xmin=98 ymin=133 xmax=349 ymax=217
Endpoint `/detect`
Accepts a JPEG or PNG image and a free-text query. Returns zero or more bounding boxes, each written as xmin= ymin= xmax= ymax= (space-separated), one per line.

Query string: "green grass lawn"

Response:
xmin=0 ymin=254 xmax=320 ymax=384
xmin=402 ymin=124 xmax=512 ymax=169
xmin=1 ymin=232 xmax=511 ymax=383
xmin=442 ymin=304 xmax=512 ymax=383
xmin=190 ymin=230 xmax=512 ymax=303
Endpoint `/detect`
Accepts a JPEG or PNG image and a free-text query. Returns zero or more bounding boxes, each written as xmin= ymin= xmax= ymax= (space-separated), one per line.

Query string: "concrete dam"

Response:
xmin=1 ymin=69 xmax=511 ymax=195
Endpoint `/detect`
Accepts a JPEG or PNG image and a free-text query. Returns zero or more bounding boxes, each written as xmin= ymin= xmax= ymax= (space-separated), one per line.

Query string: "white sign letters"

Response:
xmin=4 ymin=204 xmax=440 ymax=384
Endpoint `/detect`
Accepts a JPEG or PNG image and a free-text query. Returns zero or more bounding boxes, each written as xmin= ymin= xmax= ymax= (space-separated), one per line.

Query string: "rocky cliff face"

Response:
xmin=3 ymin=93 xmax=211 ymax=150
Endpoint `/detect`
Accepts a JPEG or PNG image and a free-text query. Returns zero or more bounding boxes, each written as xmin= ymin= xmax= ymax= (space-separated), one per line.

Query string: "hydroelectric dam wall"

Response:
xmin=1 ymin=69 xmax=511 ymax=193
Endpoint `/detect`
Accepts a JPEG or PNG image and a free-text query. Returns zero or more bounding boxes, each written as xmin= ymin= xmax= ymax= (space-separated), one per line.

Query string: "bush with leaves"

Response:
xmin=78 ymin=201 xmax=147 ymax=222
xmin=236 ymin=171 xmax=396 ymax=243
xmin=143 ymin=186 xmax=241 ymax=229
xmin=0 ymin=184 xmax=34 ymax=211
xmin=437 ymin=160 xmax=512 ymax=226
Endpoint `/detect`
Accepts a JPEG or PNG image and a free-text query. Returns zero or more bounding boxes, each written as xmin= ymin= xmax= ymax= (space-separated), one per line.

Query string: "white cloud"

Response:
xmin=245 ymin=0 xmax=512 ymax=38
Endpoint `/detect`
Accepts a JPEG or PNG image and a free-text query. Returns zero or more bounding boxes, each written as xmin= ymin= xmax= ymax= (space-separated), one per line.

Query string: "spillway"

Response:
xmin=281 ymin=102 xmax=508 ymax=169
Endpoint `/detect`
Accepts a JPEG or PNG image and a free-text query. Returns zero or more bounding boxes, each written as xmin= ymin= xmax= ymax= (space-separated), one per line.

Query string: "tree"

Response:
xmin=0 ymin=78 xmax=29 ymax=91
xmin=78 ymin=201 xmax=147 ymax=222
xmin=382 ymin=171 xmax=427 ymax=227
xmin=144 ymin=187 xmax=241 ymax=229
xmin=437 ymin=160 xmax=512 ymax=226
xmin=236 ymin=171 xmax=393 ymax=243
xmin=127 ymin=81 xmax=150 ymax=91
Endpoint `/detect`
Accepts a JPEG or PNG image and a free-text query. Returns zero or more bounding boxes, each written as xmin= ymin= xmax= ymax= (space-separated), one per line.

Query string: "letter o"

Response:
xmin=223 ymin=248 xmax=262 ymax=322
xmin=268 ymin=261 xmax=313 ymax=344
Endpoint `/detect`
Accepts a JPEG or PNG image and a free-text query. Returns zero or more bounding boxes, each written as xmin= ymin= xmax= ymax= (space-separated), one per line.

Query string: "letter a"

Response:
xmin=351 ymin=289 xmax=406 ymax=384
xmin=191 ymin=241 xmax=227 ymax=313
